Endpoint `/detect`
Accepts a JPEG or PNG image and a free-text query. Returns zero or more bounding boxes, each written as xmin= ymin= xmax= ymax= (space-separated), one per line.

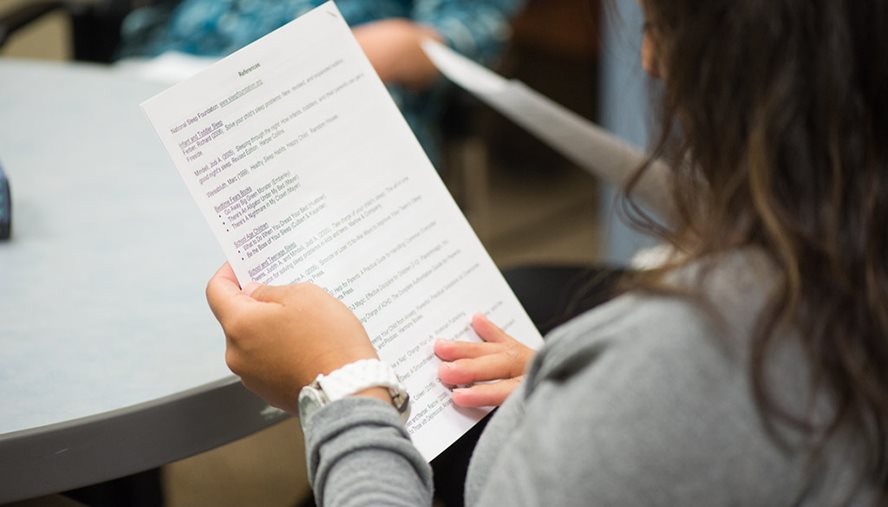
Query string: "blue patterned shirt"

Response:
xmin=119 ymin=0 xmax=525 ymax=161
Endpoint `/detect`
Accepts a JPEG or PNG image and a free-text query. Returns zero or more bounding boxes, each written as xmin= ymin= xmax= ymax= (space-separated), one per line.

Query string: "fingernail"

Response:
xmin=243 ymin=282 xmax=263 ymax=296
xmin=440 ymin=361 xmax=454 ymax=370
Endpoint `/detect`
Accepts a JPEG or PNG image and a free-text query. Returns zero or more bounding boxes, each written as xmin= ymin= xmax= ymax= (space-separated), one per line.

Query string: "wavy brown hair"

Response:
xmin=623 ymin=0 xmax=888 ymax=500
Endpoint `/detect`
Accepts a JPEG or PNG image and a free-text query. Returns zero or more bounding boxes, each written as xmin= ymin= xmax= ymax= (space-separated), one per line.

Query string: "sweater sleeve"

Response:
xmin=304 ymin=396 xmax=434 ymax=507
xmin=411 ymin=0 xmax=527 ymax=64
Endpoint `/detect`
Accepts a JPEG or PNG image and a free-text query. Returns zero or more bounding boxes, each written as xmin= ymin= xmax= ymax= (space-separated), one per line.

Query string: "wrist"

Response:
xmin=297 ymin=359 xmax=411 ymax=427
xmin=354 ymin=386 xmax=394 ymax=404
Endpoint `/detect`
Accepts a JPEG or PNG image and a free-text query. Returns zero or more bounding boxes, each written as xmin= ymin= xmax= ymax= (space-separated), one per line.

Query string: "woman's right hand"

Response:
xmin=205 ymin=263 xmax=380 ymax=413
xmin=435 ymin=314 xmax=535 ymax=408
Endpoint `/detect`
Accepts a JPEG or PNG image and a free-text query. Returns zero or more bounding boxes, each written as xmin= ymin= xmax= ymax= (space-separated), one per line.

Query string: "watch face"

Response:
xmin=298 ymin=386 xmax=326 ymax=422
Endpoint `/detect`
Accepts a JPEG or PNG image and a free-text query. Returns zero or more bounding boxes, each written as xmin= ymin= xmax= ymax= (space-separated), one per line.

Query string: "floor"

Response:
xmin=163 ymin=420 xmax=310 ymax=506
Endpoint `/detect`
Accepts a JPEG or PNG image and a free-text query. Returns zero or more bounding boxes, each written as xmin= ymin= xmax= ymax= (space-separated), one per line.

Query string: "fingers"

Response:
xmin=203 ymin=261 xmax=295 ymax=308
xmin=434 ymin=314 xmax=517 ymax=361
xmin=434 ymin=338 xmax=499 ymax=361
xmin=438 ymin=353 xmax=525 ymax=385
xmin=451 ymin=377 xmax=523 ymax=408
xmin=436 ymin=315 xmax=532 ymax=386
xmin=471 ymin=314 xmax=512 ymax=343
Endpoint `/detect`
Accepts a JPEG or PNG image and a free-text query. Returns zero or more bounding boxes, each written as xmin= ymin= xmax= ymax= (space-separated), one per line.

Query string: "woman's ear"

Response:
xmin=641 ymin=28 xmax=663 ymax=79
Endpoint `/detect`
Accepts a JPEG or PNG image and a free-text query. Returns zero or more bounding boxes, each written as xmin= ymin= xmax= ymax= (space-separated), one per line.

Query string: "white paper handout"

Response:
xmin=421 ymin=39 xmax=674 ymax=220
xmin=141 ymin=2 xmax=543 ymax=461
xmin=421 ymin=39 xmax=645 ymax=179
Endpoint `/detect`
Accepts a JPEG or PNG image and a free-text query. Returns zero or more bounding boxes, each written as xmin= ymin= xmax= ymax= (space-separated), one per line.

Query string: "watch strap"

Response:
xmin=315 ymin=359 xmax=409 ymax=415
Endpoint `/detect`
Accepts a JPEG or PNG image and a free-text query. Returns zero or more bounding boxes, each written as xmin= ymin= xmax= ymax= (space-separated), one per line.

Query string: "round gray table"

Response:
xmin=0 ymin=59 xmax=287 ymax=503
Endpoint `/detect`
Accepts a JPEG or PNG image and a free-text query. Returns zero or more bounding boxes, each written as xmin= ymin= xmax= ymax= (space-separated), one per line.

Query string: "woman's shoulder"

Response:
xmin=485 ymin=249 xmax=863 ymax=505
xmin=533 ymin=247 xmax=779 ymax=386
xmin=472 ymin=252 xmax=811 ymax=505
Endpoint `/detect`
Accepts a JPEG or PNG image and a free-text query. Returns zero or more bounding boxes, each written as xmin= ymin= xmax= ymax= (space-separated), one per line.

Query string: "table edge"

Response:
xmin=0 ymin=376 xmax=290 ymax=503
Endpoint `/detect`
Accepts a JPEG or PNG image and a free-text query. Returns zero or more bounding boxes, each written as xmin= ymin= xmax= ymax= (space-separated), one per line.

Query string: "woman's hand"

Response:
xmin=435 ymin=314 xmax=535 ymax=408
xmin=205 ymin=263 xmax=378 ymax=413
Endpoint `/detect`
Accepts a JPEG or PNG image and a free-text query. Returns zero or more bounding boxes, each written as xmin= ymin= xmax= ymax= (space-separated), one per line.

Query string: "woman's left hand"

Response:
xmin=435 ymin=314 xmax=535 ymax=408
xmin=205 ymin=263 xmax=378 ymax=413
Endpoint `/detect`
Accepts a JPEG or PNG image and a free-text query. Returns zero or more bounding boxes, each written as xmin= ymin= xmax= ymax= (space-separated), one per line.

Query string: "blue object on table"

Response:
xmin=0 ymin=162 xmax=10 ymax=239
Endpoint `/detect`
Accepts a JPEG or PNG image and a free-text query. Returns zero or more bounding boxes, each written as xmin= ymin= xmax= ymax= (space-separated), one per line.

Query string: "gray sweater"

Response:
xmin=303 ymin=252 xmax=872 ymax=506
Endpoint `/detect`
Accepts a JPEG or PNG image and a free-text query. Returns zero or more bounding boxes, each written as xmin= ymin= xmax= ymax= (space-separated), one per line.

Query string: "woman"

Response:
xmin=206 ymin=0 xmax=888 ymax=504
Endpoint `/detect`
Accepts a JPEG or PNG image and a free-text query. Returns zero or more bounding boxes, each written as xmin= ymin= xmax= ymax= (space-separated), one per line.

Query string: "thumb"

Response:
xmin=248 ymin=283 xmax=293 ymax=304
xmin=471 ymin=314 xmax=512 ymax=344
xmin=206 ymin=263 xmax=263 ymax=325
xmin=243 ymin=282 xmax=264 ymax=297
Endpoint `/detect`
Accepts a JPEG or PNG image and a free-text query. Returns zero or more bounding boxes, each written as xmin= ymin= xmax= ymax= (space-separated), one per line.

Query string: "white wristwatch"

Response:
xmin=297 ymin=359 xmax=411 ymax=426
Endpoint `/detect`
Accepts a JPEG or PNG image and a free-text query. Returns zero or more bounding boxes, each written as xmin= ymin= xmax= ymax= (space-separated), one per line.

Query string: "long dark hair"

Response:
xmin=625 ymin=0 xmax=888 ymax=499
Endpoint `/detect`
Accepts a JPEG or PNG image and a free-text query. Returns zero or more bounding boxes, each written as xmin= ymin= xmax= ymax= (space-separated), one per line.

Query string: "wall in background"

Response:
xmin=0 ymin=0 xmax=71 ymax=60
xmin=597 ymin=0 xmax=658 ymax=263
